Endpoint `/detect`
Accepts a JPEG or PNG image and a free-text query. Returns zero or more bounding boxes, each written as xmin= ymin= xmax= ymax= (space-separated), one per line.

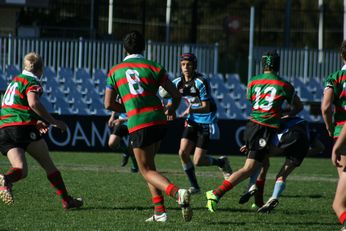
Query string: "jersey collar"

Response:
xmin=22 ymin=70 xmax=40 ymax=81
xmin=342 ymin=64 xmax=346 ymax=70
xmin=124 ymin=54 xmax=144 ymax=61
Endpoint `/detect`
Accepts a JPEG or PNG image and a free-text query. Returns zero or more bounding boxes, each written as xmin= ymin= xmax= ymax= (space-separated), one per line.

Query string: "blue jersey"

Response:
xmin=172 ymin=73 xmax=217 ymax=124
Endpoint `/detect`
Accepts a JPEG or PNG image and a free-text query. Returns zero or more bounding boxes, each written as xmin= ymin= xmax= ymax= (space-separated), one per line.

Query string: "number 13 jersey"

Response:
xmin=247 ymin=73 xmax=295 ymax=128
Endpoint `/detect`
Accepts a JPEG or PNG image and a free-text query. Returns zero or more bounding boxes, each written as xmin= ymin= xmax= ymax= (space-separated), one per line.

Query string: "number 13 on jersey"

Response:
xmin=253 ymin=86 xmax=277 ymax=111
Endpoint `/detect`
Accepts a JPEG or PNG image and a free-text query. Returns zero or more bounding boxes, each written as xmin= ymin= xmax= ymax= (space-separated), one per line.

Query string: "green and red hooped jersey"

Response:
xmin=324 ymin=69 xmax=346 ymax=138
xmin=0 ymin=71 xmax=43 ymax=128
xmin=247 ymin=73 xmax=295 ymax=128
xmin=107 ymin=54 xmax=168 ymax=133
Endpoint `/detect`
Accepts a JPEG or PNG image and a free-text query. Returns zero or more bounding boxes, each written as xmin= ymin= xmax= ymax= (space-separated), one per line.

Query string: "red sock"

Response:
xmin=5 ymin=167 xmax=23 ymax=184
xmin=47 ymin=171 xmax=69 ymax=202
xmin=255 ymin=179 xmax=265 ymax=207
xmin=152 ymin=196 xmax=166 ymax=215
xmin=165 ymin=183 xmax=179 ymax=200
xmin=213 ymin=180 xmax=233 ymax=198
xmin=339 ymin=211 xmax=346 ymax=225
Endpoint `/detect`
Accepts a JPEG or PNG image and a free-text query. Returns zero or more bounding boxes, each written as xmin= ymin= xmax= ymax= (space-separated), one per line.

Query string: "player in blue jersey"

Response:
xmin=169 ymin=53 xmax=232 ymax=194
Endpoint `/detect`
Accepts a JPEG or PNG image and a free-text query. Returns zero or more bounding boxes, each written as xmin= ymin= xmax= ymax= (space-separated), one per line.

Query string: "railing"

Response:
xmin=252 ymin=46 xmax=342 ymax=83
xmin=0 ymin=35 xmax=219 ymax=74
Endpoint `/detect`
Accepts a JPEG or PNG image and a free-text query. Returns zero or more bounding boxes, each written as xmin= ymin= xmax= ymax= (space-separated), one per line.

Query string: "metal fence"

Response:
xmin=0 ymin=35 xmax=218 ymax=74
xmin=252 ymin=46 xmax=342 ymax=83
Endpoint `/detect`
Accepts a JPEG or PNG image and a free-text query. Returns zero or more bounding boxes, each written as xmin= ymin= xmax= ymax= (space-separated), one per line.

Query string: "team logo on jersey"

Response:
xmin=190 ymin=87 xmax=196 ymax=93
xmin=259 ymin=138 xmax=266 ymax=147
xmin=30 ymin=132 xmax=37 ymax=140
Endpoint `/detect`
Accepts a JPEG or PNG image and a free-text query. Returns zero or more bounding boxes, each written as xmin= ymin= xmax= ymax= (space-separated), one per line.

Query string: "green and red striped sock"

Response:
xmin=47 ymin=171 xmax=69 ymax=202
xmin=5 ymin=167 xmax=23 ymax=184
xmin=213 ymin=180 xmax=233 ymax=198
xmin=339 ymin=210 xmax=346 ymax=227
xmin=165 ymin=183 xmax=179 ymax=200
xmin=254 ymin=179 xmax=265 ymax=207
xmin=152 ymin=195 xmax=166 ymax=215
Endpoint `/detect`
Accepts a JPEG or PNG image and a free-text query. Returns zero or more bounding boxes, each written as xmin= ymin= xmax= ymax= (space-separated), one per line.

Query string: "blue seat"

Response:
xmin=293 ymin=78 xmax=314 ymax=102
xmin=75 ymin=68 xmax=91 ymax=84
xmin=40 ymin=95 xmax=54 ymax=113
xmin=306 ymin=77 xmax=323 ymax=101
xmin=6 ymin=65 xmax=20 ymax=77
xmin=92 ymin=68 xmax=107 ymax=86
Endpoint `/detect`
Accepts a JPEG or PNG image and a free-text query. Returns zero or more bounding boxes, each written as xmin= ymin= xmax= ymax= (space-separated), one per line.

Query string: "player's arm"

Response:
xmin=190 ymin=100 xmax=210 ymax=113
xmin=27 ymin=91 xmax=67 ymax=132
xmin=104 ymin=88 xmax=126 ymax=113
xmin=321 ymin=87 xmax=334 ymax=137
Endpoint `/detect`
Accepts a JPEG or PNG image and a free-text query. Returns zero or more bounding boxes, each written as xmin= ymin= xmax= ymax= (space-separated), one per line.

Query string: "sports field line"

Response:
xmin=0 ymin=162 xmax=336 ymax=183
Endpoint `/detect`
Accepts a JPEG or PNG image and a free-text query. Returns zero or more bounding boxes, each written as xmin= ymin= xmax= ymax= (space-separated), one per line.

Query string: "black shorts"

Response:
xmin=279 ymin=125 xmax=309 ymax=166
xmin=112 ymin=124 xmax=129 ymax=137
xmin=129 ymin=125 xmax=167 ymax=148
xmin=243 ymin=121 xmax=277 ymax=162
xmin=181 ymin=121 xmax=210 ymax=150
xmin=0 ymin=125 xmax=42 ymax=155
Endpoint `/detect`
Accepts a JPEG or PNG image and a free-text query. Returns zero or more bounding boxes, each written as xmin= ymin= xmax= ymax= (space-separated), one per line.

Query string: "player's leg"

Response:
xmin=206 ymin=156 xmax=261 ymax=212
xmin=179 ymin=137 xmax=200 ymax=193
xmin=253 ymin=157 xmax=269 ymax=208
xmin=0 ymin=148 xmax=28 ymax=204
xmin=109 ymin=132 xmax=130 ymax=167
xmin=193 ymin=126 xmax=232 ymax=179
xmin=134 ymin=142 xmax=192 ymax=222
xmin=257 ymin=159 xmax=296 ymax=213
xmin=132 ymin=125 xmax=192 ymax=221
xmin=333 ymin=154 xmax=346 ymax=230
xmin=239 ymin=165 xmax=261 ymax=204
xmin=26 ymin=139 xmax=83 ymax=209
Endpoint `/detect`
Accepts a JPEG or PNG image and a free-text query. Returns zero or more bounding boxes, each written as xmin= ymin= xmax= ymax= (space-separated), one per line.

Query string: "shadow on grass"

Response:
xmin=207 ymin=220 xmax=337 ymax=226
xmin=281 ymin=194 xmax=323 ymax=199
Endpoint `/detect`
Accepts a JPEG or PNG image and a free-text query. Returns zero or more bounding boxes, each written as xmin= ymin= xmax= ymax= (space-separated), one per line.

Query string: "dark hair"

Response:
xmin=180 ymin=53 xmax=197 ymax=69
xmin=261 ymin=50 xmax=280 ymax=72
xmin=341 ymin=41 xmax=346 ymax=61
xmin=123 ymin=31 xmax=145 ymax=54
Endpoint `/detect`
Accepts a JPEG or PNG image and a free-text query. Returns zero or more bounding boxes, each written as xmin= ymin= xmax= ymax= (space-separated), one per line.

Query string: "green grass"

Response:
xmin=0 ymin=152 xmax=340 ymax=231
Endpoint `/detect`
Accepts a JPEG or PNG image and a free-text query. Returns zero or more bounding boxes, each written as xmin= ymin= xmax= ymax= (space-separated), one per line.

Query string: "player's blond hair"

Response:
xmin=23 ymin=52 xmax=43 ymax=74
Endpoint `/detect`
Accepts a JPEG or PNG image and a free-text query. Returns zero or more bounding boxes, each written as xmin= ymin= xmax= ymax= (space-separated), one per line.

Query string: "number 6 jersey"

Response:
xmin=247 ymin=72 xmax=295 ymax=128
xmin=0 ymin=70 xmax=43 ymax=128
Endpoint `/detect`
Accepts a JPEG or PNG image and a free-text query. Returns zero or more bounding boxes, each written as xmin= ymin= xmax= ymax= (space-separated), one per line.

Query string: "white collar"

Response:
xmin=22 ymin=70 xmax=40 ymax=81
xmin=342 ymin=64 xmax=346 ymax=70
xmin=124 ymin=54 xmax=144 ymax=61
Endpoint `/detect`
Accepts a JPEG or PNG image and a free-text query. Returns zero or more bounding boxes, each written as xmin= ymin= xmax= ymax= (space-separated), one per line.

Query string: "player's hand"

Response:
xmin=165 ymin=108 xmax=176 ymax=121
xmin=240 ymin=145 xmax=248 ymax=153
xmin=36 ymin=120 xmax=49 ymax=134
xmin=326 ymin=125 xmax=335 ymax=137
xmin=108 ymin=117 xmax=116 ymax=127
xmin=332 ymin=146 xmax=342 ymax=167
xmin=51 ymin=120 xmax=68 ymax=132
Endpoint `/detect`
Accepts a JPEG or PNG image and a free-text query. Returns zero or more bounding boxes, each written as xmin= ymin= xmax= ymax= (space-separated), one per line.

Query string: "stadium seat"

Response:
xmin=225 ymin=73 xmax=242 ymax=91
xmin=6 ymin=65 xmax=20 ymax=77
xmin=92 ymin=68 xmax=107 ymax=86
xmin=75 ymin=68 xmax=91 ymax=84
xmin=306 ymin=77 xmax=323 ymax=101
xmin=40 ymin=94 xmax=54 ymax=113
xmin=292 ymin=78 xmax=314 ymax=102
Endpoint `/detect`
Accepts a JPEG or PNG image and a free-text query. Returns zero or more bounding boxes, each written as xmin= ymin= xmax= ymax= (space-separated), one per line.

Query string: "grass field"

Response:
xmin=0 ymin=152 xmax=340 ymax=231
